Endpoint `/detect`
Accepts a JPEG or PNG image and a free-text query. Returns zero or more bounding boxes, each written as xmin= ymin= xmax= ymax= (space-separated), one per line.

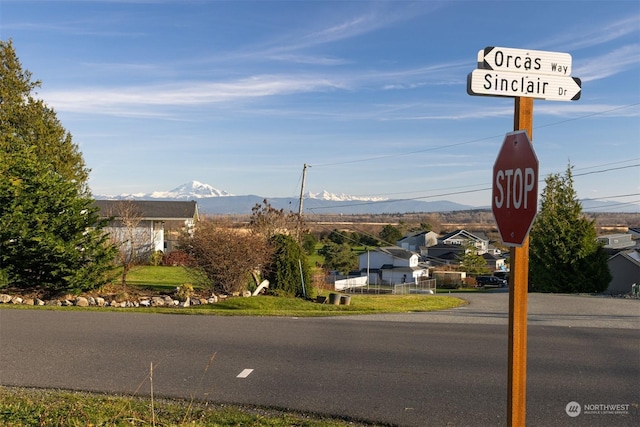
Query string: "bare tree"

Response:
xmin=181 ymin=218 xmax=272 ymax=295
xmin=104 ymin=201 xmax=152 ymax=288
xmin=249 ymin=199 xmax=305 ymax=242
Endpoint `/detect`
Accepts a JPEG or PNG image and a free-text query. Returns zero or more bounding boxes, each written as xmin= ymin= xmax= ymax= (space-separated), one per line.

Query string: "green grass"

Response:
xmin=0 ymin=386 xmax=375 ymax=426
xmin=181 ymin=294 xmax=464 ymax=316
xmin=125 ymin=266 xmax=193 ymax=287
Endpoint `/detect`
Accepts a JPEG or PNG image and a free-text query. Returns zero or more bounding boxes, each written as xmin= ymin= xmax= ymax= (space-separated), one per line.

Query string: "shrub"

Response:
xmin=162 ymin=250 xmax=192 ymax=266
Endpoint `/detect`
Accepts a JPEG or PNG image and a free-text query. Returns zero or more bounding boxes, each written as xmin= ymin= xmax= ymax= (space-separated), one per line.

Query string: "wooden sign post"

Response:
xmin=508 ymin=96 xmax=533 ymax=426
xmin=468 ymin=46 xmax=581 ymax=426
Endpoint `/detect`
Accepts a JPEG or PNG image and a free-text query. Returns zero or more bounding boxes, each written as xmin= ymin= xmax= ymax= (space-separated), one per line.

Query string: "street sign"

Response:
xmin=468 ymin=69 xmax=581 ymax=101
xmin=492 ymin=130 xmax=539 ymax=247
xmin=479 ymin=46 xmax=572 ymax=76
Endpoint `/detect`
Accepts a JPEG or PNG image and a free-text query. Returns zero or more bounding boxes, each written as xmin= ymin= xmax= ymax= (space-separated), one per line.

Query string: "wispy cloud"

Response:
xmin=555 ymin=15 xmax=640 ymax=51
xmin=574 ymin=44 xmax=640 ymax=81
xmin=230 ymin=2 xmax=441 ymax=65
xmin=41 ymin=74 xmax=347 ymax=115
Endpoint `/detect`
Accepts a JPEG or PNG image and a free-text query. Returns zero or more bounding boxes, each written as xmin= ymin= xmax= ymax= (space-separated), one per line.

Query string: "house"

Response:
xmin=94 ymin=200 xmax=198 ymax=255
xmin=606 ymin=249 xmax=640 ymax=294
xmin=628 ymin=227 xmax=640 ymax=239
xmin=358 ymin=246 xmax=429 ymax=285
xmin=418 ymin=229 xmax=506 ymax=270
xmin=482 ymin=252 xmax=506 ymax=271
xmin=397 ymin=231 xmax=438 ymax=252
xmin=419 ymin=243 xmax=466 ymax=265
xmin=439 ymin=229 xmax=490 ymax=252
xmin=597 ymin=233 xmax=635 ymax=251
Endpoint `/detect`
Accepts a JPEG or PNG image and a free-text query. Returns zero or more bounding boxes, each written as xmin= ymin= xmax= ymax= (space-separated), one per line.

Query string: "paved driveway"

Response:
xmin=333 ymin=291 xmax=640 ymax=329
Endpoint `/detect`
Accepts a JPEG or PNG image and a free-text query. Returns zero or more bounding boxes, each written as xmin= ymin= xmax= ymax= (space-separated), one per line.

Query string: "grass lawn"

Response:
xmin=0 ymin=386 xmax=374 ymax=427
xmin=125 ymin=265 xmax=193 ymax=286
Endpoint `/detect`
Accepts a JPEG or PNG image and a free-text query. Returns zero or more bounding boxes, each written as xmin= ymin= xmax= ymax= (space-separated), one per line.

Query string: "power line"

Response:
xmin=305 ymin=164 xmax=640 ymax=212
xmin=311 ymin=103 xmax=640 ymax=169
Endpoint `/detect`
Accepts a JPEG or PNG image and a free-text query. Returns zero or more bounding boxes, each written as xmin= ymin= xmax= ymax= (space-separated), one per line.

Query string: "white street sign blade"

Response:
xmin=467 ymin=69 xmax=581 ymax=101
xmin=480 ymin=46 xmax=572 ymax=76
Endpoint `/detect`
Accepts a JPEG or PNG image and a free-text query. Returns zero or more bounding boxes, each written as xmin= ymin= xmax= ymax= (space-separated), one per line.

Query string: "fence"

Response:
xmin=340 ymin=278 xmax=437 ymax=295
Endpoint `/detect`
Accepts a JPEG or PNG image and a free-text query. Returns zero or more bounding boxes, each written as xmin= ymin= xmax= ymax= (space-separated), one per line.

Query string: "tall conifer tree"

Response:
xmin=0 ymin=40 xmax=115 ymax=294
xmin=529 ymin=165 xmax=611 ymax=293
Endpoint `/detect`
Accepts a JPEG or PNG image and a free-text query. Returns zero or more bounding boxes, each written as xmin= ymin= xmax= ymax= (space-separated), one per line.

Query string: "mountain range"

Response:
xmin=96 ymin=181 xmax=639 ymax=214
xmin=96 ymin=181 xmax=478 ymax=214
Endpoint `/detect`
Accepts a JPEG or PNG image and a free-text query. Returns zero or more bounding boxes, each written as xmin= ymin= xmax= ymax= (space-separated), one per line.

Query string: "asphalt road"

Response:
xmin=1 ymin=292 xmax=638 ymax=426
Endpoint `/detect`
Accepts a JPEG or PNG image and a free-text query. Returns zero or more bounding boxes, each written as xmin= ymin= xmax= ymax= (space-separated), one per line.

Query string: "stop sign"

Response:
xmin=492 ymin=130 xmax=539 ymax=246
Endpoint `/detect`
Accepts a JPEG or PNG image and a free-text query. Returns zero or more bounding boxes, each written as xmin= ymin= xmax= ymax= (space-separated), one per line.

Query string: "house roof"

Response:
xmin=609 ymin=249 xmax=640 ymax=267
xmin=397 ymin=230 xmax=435 ymax=242
xmin=378 ymin=246 xmax=417 ymax=259
xmin=94 ymin=200 xmax=198 ymax=221
xmin=439 ymin=229 xmax=488 ymax=242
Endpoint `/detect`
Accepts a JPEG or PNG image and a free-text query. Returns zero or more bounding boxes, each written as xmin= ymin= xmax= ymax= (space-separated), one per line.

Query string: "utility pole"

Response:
xmin=298 ymin=163 xmax=308 ymax=217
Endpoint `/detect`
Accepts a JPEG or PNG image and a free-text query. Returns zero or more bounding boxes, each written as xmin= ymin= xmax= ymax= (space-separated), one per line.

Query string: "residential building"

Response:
xmin=606 ymin=249 xmax=640 ymax=294
xmin=358 ymin=246 xmax=429 ymax=285
xmin=94 ymin=200 xmax=198 ymax=256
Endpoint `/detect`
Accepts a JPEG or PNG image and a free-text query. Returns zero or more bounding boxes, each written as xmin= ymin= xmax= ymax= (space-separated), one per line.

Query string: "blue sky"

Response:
xmin=2 ymin=0 xmax=639 ymax=210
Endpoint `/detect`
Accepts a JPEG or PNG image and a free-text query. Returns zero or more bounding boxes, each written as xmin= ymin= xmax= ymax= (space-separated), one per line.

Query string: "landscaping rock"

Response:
xmin=75 ymin=297 xmax=89 ymax=307
xmin=0 ymin=294 xmax=11 ymax=303
xmin=151 ymin=297 xmax=165 ymax=307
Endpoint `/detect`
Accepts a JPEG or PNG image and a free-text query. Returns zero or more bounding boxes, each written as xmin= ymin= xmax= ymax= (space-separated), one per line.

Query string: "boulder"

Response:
xmin=75 ymin=297 xmax=89 ymax=307
xmin=0 ymin=294 xmax=12 ymax=303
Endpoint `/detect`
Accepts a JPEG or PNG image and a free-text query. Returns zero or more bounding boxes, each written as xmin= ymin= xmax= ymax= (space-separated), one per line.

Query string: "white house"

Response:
xmin=439 ymin=229 xmax=490 ymax=252
xmin=359 ymin=246 xmax=429 ymax=285
xmin=94 ymin=200 xmax=198 ymax=256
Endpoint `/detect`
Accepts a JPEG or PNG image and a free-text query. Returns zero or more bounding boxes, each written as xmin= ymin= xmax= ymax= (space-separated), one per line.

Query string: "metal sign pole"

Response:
xmin=508 ymin=96 xmax=533 ymax=426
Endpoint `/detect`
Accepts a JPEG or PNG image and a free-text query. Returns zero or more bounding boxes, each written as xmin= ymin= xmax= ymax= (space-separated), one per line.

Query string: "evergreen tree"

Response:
xmin=529 ymin=165 xmax=611 ymax=293
xmin=318 ymin=241 xmax=358 ymax=274
xmin=1 ymin=40 xmax=89 ymax=192
xmin=0 ymin=146 xmax=116 ymax=294
xmin=265 ymin=234 xmax=312 ymax=298
xmin=379 ymin=224 xmax=403 ymax=245
xmin=0 ymin=40 xmax=115 ymax=294
xmin=457 ymin=243 xmax=490 ymax=277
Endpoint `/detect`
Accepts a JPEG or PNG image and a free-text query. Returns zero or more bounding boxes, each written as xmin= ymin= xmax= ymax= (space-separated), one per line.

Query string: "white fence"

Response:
xmin=337 ymin=277 xmax=437 ymax=295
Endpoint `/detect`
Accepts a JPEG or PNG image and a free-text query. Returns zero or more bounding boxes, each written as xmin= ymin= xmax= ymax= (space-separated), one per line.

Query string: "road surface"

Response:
xmin=1 ymin=292 xmax=638 ymax=426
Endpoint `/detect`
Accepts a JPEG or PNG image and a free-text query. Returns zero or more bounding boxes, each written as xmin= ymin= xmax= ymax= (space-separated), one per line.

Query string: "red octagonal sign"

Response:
xmin=492 ymin=130 xmax=539 ymax=247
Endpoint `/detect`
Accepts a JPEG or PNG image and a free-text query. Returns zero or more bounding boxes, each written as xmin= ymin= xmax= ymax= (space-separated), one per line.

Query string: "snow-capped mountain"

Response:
xmin=98 ymin=181 xmax=232 ymax=200
xmin=306 ymin=190 xmax=388 ymax=202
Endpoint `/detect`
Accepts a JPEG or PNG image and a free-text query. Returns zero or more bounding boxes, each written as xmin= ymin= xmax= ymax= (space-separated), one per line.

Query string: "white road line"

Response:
xmin=237 ymin=368 xmax=254 ymax=378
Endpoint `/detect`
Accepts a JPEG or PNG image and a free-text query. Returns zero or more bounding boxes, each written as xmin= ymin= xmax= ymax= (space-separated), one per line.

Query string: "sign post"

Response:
xmin=468 ymin=46 xmax=581 ymax=426
xmin=509 ymin=97 xmax=533 ymax=427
